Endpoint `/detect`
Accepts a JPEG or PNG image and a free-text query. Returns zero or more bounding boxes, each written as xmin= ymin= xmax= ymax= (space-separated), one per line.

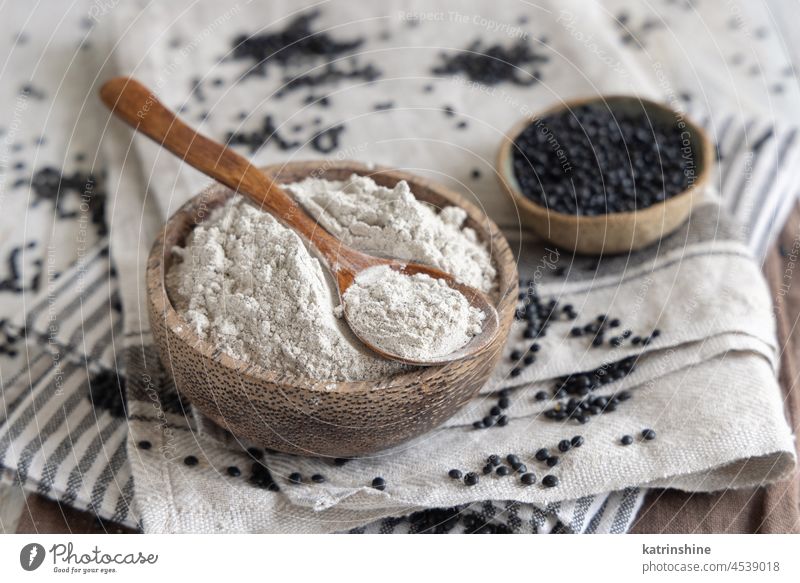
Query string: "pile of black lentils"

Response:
xmin=512 ymin=101 xmax=697 ymax=215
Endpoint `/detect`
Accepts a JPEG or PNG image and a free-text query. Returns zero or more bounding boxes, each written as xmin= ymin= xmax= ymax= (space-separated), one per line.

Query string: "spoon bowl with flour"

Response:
xmin=100 ymin=77 xmax=499 ymax=366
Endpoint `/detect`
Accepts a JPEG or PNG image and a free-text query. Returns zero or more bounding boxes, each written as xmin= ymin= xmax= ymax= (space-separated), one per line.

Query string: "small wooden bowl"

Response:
xmin=497 ymin=95 xmax=713 ymax=255
xmin=147 ymin=161 xmax=518 ymax=457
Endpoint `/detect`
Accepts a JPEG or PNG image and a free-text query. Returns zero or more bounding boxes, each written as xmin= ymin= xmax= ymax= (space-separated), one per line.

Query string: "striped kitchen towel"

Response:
xmin=0 ymin=243 xmax=138 ymax=528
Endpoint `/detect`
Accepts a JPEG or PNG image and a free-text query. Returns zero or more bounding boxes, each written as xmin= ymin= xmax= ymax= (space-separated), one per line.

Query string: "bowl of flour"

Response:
xmin=147 ymin=161 xmax=518 ymax=456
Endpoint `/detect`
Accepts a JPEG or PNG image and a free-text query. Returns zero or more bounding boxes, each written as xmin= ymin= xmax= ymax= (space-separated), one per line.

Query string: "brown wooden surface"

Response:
xmin=16 ymin=202 xmax=800 ymax=534
xmin=15 ymin=494 xmax=135 ymax=534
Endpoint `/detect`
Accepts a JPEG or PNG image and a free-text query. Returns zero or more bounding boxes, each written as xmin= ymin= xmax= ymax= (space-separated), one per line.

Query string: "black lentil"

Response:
xmin=183 ymin=455 xmax=199 ymax=467
xmin=498 ymin=396 xmax=511 ymax=409
xmin=496 ymin=465 xmax=511 ymax=476
xmin=535 ymin=390 xmax=548 ymax=401
xmin=231 ymin=10 xmax=364 ymax=77
xmin=372 ymin=477 xmax=386 ymax=491
xmin=488 ymin=454 xmax=501 ymax=466
xmin=137 ymin=440 xmax=151 ymax=450
xmin=448 ymin=469 xmax=463 ymax=479
xmin=512 ymin=102 xmax=696 ymax=215
xmin=621 ymin=435 xmax=634 ymax=445
xmin=482 ymin=464 xmax=493 ymax=475
xmin=497 ymin=415 xmax=508 ymax=427
xmin=535 ymin=448 xmax=550 ymax=461
xmin=432 ymin=39 xmax=548 ymax=86
xmin=542 ymin=475 xmax=559 ymax=488
xmin=558 ymin=439 xmax=572 ymax=453
xmin=506 ymin=454 xmax=520 ymax=466
xmin=571 ymin=435 xmax=585 ymax=447
xmin=521 ymin=472 xmax=537 ymax=485
xmin=642 ymin=428 xmax=657 ymax=440
xmin=464 ymin=472 xmax=479 ymax=486
xmin=289 ymin=472 xmax=303 ymax=484
xmin=546 ymin=456 xmax=559 ymax=467
xmin=226 ymin=466 xmax=241 ymax=477
xmin=311 ymin=473 xmax=326 ymax=483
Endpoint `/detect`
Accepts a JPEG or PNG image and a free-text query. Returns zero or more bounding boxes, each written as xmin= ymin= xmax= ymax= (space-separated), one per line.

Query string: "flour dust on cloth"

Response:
xmin=3 ymin=0 xmax=798 ymax=533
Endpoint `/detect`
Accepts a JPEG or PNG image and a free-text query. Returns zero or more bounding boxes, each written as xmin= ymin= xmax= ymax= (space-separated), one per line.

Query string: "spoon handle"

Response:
xmin=99 ymin=76 xmax=358 ymax=271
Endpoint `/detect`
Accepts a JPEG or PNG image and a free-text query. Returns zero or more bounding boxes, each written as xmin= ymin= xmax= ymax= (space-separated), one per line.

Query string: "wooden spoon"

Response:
xmin=99 ymin=76 xmax=499 ymax=366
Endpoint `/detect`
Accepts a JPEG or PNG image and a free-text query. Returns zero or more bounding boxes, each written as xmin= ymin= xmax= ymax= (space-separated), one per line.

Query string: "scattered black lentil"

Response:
xmin=542 ymin=475 xmax=559 ymax=488
xmin=521 ymin=472 xmax=537 ymax=485
xmin=227 ymin=466 xmax=242 ymax=477
xmin=183 ymin=455 xmax=199 ymax=467
xmin=231 ymin=10 xmax=364 ymax=78
xmin=311 ymin=473 xmax=326 ymax=483
xmin=506 ymin=454 xmax=520 ymax=466
xmin=570 ymin=435 xmax=584 ymax=448
xmin=621 ymin=435 xmax=634 ymax=446
xmin=29 ymin=167 xmax=108 ymax=236
xmin=482 ymin=464 xmax=493 ymax=475
xmin=546 ymin=456 xmax=559 ymax=467
xmin=226 ymin=114 xmax=300 ymax=152
xmin=512 ymin=101 xmax=697 ymax=215
xmin=250 ymin=460 xmax=280 ymax=491
xmin=282 ymin=62 xmax=381 ymax=95
xmin=372 ymin=477 xmax=386 ymax=491
xmin=448 ymin=468 xmax=463 ymax=479
xmin=432 ymin=39 xmax=548 ymax=86
xmin=558 ymin=439 xmax=572 ymax=453
xmin=642 ymin=428 xmax=657 ymax=441
xmin=137 ymin=440 xmax=151 ymax=450
xmin=289 ymin=472 xmax=303 ymax=484
xmin=496 ymin=465 xmax=511 ymax=476
xmin=464 ymin=472 xmax=479 ymax=486
xmin=535 ymin=448 xmax=549 ymax=461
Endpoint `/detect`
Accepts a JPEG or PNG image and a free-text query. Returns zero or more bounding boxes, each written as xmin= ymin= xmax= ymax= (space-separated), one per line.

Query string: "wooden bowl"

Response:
xmin=497 ymin=95 xmax=713 ymax=255
xmin=146 ymin=161 xmax=518 ymax=457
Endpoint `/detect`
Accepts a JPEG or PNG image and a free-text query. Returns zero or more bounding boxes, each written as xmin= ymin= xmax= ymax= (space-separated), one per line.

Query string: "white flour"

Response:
xmin=286 ymin=174 xmax=496 ymax=293
xmin=343 ymin=265 xmax=485 ymax=361
xmin=167 ymin=175 xmax=496 ymax=381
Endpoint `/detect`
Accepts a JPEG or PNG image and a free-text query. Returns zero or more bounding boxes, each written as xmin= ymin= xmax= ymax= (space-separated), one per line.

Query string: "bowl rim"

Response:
xmin=146 ymin=160 xmax=518 ymax=394
xmin=496 ymin=94 xmax=714 ymax=225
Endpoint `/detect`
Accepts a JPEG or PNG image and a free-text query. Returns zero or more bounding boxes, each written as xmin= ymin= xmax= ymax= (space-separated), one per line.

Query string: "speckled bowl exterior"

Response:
xmin=146 ymin=161 xmax=518 ymax=457
xmin=497 ymin=95 xmax=713 ymax=255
